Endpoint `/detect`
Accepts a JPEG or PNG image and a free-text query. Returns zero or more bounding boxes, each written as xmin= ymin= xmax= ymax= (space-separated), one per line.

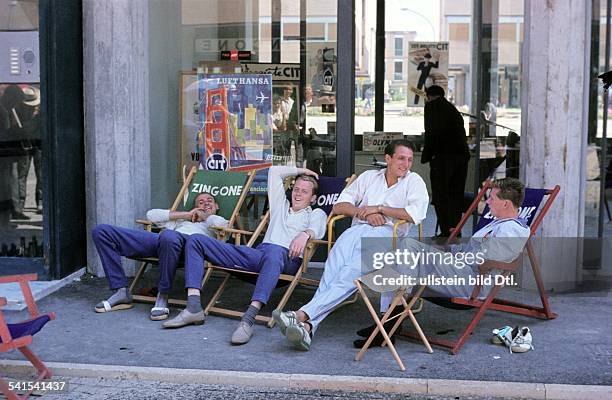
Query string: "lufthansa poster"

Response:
xmin=196 ymin=73 xmax=273 ymax=172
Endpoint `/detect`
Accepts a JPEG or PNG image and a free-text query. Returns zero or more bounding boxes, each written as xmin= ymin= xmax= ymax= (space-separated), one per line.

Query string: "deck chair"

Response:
xmin=201 ymin=174 xmax=356 ymax=328
xmin=129 ymin=166 xmax=255 ymax=307
xmin=1 ymin=274 xmax=56 ymax=400
xmin=354 ymin=220 xmax=431 ymax=371
xmin=400 ymin=179 xmax=561 ymax=354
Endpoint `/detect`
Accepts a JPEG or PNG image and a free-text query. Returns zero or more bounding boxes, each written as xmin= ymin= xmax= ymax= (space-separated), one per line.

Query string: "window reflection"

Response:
xmin=0 ymin=0 xmax=43 ymax=260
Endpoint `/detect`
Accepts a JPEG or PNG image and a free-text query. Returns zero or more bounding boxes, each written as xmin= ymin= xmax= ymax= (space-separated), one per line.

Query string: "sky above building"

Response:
xmin=385 ymin=0 xmax=440 ymax=41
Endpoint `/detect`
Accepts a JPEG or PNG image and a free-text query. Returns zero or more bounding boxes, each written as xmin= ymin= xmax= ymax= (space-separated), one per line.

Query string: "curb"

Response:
xmin=1 ymin=360 xmax=610 ymax=400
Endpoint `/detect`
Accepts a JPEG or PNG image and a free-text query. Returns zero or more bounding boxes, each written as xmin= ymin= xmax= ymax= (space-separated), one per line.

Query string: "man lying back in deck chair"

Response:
xmin=163 ymin=166 xmax=327 ymax=346
xmin=392 ymin=177 xmax=530 ymax=297
xmin=272 ymin=139 xmax=430 ymax=351
xmin=91 ymin=193 xmax=228 ymax=320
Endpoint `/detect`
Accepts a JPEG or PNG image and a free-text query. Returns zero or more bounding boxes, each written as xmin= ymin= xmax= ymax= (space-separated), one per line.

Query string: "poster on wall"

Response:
xmin=196 ymin=73 xmax=273 ymax=177
xmin=407 ymin=42 xmax=449 ymax=107
xmin=179 ymin=62 xmax=242 ymax=182
xmin=242 ymin=63 xmax=301 ymax=168
xmin=240 ymin=63 xmax=301 ymax=193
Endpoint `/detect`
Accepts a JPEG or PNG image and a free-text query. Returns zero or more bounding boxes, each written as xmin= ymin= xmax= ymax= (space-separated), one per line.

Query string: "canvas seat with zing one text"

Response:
xmin=1 ymin=274 xmax=56 ymax=400
xmin=353 ymin=220 xmax=430 ymax=371
xmin=400 ymin=180 xmax=560 ymax=354
xmin=129 ymin=166 xmax=255 ymax=307
xmin=202 ymin=174 xmax=356 ymax=328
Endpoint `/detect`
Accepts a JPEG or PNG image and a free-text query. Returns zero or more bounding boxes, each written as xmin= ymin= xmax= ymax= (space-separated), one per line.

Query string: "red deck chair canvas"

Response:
xmin=402 ymin=180 xmax=560 ymax=354
xmin=0 ymin=274 xmax=56 ymax=400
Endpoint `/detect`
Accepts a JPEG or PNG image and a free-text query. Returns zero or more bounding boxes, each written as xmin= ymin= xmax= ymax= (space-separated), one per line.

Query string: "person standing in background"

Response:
xmin=421 ymin=85 xmax=470 ymax=238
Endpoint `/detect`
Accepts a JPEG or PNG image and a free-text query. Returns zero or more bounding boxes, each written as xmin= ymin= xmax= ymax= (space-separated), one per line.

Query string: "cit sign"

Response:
xmin=206 ymin=153 xmax=228 ymax=171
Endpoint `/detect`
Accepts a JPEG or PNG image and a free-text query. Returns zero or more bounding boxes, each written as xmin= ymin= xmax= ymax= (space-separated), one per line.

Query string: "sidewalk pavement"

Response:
xmin=1 ymin=272 xmax=611 ymax=398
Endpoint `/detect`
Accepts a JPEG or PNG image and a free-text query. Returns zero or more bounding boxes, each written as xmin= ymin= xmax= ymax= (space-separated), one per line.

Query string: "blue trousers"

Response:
xmin=91 ymin=224 xmax=189 ymax=293
xmin=184 ymin=234 xmax=301 ymax=305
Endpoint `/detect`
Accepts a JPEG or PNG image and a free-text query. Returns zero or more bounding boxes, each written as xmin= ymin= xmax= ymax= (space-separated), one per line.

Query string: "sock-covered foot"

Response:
xmin=95 ymin=287 xmax=132 ymax=312
xmin=242 ymin=304 xmax=260 ymax=326
xmin=150 ymin=292 xmax=170 ymax=320
xmin=186 ymin=294 xmax=203 ymax=314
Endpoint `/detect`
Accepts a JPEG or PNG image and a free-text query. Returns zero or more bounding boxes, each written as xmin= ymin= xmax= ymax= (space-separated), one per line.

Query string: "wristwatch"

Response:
xmin=377 ymin=205 xmax=383 ymax=214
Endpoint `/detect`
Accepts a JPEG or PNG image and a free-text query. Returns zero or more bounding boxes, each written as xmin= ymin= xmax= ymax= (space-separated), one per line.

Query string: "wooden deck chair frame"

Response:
xmin=129 ymin=166 xmax=256 ymax=307
xmin=401 ymin=180 xmax=561 ymax=354
xmin=354 ymin=220 xmax=431 ymax=371
xmin=201 ymin=174 xmax=356 ymax=328
xmin=1 ymin=274 xmax=56 ymax=400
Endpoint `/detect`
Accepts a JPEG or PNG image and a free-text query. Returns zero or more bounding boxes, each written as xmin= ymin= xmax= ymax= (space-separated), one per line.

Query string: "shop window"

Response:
xmin=394 ymin=37 xmax=403 ymax=57
xmin=394 ymin=61 xmax=403 ymax=81
xmin=449 ymin=23 xmax=469 ymax=42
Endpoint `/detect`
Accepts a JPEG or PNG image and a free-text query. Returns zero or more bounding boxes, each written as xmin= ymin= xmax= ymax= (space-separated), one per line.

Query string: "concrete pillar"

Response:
xmin=83 ymin=0 xmax=150 ymax=276
xmin=521 ymin=0 xmax=591 ymax=289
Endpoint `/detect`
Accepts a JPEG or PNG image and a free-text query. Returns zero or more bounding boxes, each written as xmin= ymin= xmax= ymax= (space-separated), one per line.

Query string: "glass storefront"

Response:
xmin=163 ymin=0 xmax=340 ymax=187
xmin=0 ymin=0 xmax=45 ymax=272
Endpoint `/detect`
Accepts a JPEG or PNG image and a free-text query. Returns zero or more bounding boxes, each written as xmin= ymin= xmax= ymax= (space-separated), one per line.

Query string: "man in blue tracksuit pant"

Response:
xmin=92 ymin=193 xmax=228 ymax=320
xmin=162 ymin=166 xmax=327 ymax=346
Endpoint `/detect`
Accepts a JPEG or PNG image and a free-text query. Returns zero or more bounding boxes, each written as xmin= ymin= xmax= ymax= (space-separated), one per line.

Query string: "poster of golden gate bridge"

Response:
xmin=197 ymin=73 xmax=273 ymax=172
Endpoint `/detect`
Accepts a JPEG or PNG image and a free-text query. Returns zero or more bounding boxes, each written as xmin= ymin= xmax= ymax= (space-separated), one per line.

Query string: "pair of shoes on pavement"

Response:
xmin=161 ymin=309 xmax=255 ymax=345
xmin=492 ymin=325 xmax=534 ymax=353
xmin=272 ymin=310 xmax=311 ymax=351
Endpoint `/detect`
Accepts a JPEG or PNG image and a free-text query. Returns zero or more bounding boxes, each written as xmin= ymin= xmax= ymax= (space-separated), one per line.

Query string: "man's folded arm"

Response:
xmin=332 ymin=202 xmax=359 ymax=218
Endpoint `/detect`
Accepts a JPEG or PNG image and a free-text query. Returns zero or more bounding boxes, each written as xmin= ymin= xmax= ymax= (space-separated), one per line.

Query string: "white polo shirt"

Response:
xmin=336 ymin=168 xmax=429 ymax=237
xmin=262 ymin=166 xmax=327 ymax=253
xmin=146 ymin=209 xmax=228 ymax=237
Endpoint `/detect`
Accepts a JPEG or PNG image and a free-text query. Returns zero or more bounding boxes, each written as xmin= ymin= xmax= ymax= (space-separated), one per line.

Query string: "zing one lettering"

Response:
xmin=316 ymin=193 xmax=340 ymax=206
xmin=191 ymin=184 xmax=243 ymax=197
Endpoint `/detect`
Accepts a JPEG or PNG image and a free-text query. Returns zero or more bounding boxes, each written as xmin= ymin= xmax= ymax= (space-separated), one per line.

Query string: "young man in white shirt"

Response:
xmin=163 ymin=166 xmax=327 ymax=346
xmin=273 ymin=140 xmax=430 ymax=351
xmin=92 ymin=193 xmax=228 ymax=320
xmin=395 ymin=177 xmax=531 ymax=298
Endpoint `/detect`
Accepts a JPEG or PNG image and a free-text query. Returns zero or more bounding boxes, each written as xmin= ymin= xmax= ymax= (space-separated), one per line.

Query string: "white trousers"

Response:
xmin=300 ymin=224 xmax=394 ymax=333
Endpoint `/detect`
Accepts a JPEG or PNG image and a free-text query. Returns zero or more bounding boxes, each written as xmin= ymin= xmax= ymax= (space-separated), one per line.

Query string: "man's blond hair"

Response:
xmin=295 ymin=175 xmax=318 ymax=196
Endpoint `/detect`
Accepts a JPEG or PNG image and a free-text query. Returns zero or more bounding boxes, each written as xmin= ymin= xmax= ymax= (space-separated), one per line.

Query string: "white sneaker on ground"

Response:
xmin=492 ymin=325 xmax=534 ymax=353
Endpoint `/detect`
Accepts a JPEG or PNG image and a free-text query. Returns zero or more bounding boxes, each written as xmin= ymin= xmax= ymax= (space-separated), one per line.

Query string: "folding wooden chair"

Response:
xmin=129 ymin=167 xmax=255 ymax=307
xmin=202 ymin=174 xmax=356 ymax=328
xmin=400 ymin=180 xmax=561 ymax=354
xmin=1 ymin=274 xmax=56 ymax=400
xmin=354 ymin=220 xmax=431 ymax=371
